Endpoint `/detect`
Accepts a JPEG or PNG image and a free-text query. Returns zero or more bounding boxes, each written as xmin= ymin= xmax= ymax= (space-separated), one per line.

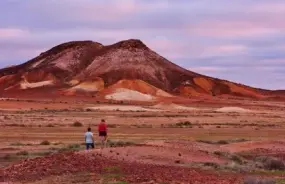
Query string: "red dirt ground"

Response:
xmin=1 ymin=151 xmax=242 ymax=184
xmin=87 ymin=141 xmax=227 ymax=166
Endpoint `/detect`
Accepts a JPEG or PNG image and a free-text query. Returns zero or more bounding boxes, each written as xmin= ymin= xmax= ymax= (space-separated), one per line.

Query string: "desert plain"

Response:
xmin=0 ymin=97 xmax=284 ymax=184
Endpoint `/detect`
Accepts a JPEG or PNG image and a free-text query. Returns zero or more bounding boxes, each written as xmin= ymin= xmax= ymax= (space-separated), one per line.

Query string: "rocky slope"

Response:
xmin=0 ymin=39 xmax=283 ymax=100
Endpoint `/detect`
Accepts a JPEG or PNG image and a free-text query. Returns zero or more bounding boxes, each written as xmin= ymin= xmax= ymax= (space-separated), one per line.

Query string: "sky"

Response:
xmin=0 ymin=0 xmax=285 ymax=89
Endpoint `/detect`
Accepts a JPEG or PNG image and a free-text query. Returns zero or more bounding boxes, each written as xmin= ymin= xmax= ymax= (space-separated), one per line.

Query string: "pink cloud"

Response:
xmin=21 ymin=0 xmax=144 ymax=23
xmin=251 ymin=2 xmax=285 ymax=14
xmin=145 ymin=38 xmax=192 ymax=59
xmin=145 ymin=37 xmax=248 ymax=60
xmin=0 ymin=28 xmax=29 ymax=39
xmin=201 ymin=44 xmax=247 ymax=57
xmin=189 ymin=20 xmax=280 ymax=38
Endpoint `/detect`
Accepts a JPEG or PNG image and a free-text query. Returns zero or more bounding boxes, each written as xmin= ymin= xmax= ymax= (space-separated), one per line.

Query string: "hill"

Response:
xmin=0 ymin=39 xmax=283 ymax=101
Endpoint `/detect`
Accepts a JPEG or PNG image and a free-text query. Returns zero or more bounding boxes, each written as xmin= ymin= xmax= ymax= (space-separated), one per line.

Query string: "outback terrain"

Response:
xmin=0 ymin=39 xmax=284 ymax=183
xmin=0 ymin=98 xmax=284 ymax=184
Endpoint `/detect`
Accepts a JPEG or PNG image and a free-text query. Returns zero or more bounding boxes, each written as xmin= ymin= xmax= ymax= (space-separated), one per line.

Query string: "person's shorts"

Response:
xmin=99 ymin=131 xmax=107 ymax=137
xmin=86 ymin=143 xmax=94 ymax=150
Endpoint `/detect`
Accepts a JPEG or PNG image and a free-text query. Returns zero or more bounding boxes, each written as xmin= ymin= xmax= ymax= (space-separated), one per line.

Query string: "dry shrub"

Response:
xmin=40 ymin=140 xmax=51 ymax=145
xmin=16 ymin=151 xmax=29 ymax=156
xmin=243 ymin=177 xmax=276 ymax=184
xmin=256 ymin=156 xmax=285 ymax=170
xmin=264 ymin=157 xmax=285 ymax=170
xmin=203 ymin=162 xmax=219 ymax=168
xmin=73 ymin=121 xmax=83 ymax=127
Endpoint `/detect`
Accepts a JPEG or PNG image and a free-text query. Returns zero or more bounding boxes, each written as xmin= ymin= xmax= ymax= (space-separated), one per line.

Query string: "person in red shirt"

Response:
xmin=98 ymin=119 xmax=107 ymax=149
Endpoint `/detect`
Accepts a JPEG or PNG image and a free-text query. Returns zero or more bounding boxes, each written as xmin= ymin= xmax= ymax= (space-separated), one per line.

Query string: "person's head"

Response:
xmin=87 ymin=127 xmax=91 ymax=132
xmin=101 ymin=119 xmax=105 ymax=123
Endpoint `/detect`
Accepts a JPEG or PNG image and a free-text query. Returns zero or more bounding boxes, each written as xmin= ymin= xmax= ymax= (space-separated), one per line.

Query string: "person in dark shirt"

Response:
xmin=98 ymin=119 xmax=107 ymax=149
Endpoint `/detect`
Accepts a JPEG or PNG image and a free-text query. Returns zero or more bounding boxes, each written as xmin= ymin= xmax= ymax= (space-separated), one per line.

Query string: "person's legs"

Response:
xmin=103 ymin=135 xmax=108 ymax=148
xmin=99 ymin=131 xmax=104 ymax=149
xmin=91 ymin=143 xmax=95 ymax=149
xmin=100 ymin=136 xmax=104 ymax=149
xmin=86 ymin=143 xmax=90 ymax=150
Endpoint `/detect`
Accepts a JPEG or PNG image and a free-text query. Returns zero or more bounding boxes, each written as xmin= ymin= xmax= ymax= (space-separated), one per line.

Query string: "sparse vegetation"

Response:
xmin=257 ymin=157 xmax=285 ymax=170
xmin=230 ymin=155 xmax=243 ymax=164
xmin=103 ymin=166 xmax=121 ymax=172
xmin=108 ymin=124 xmax=118 ymax=128
xmin=53 ymin=142 xmax=63 ymax=145
xmin=244 ymin=177 xmax=276 ymax=184
xmin=213 ymin=151 xmax=227 ymax=157
xmin=131 ymin=124 xmax=153 ymax=128
xmin=203 ymin=162 xmax=219 ymax=168
xmin=5 ymin=123 xmax=26 ymax=127
xmin=40 ymin=140 xmax=51 ymax=145
xmin=175 ymin=121 xmax=192 ymax=128
xmin=16 ymin=151 xmax=29 ymax=156
xmin=67 ymin=144 xmax=81 ymax=149
xmin=58 ymin=143 xmax=82 ymax=152
xmin=216 ymin=140 xmax=228 ymax=144
xmin=107 ymin=140 xmax=135 ymax=147
xmin=197 ymin=138 xmax=249 ymax=145
xmin=102 ymin=166 xmax=127 ymax=184
xmin=1 ymin=100 xmax=284 ymax=183
xmin=73 ymin=121 xmax=83 ymax=127
xmin=2 ymin=154 xmax=13 ymax=160
xmin=10 ymin=142 xmax=25 ymax=146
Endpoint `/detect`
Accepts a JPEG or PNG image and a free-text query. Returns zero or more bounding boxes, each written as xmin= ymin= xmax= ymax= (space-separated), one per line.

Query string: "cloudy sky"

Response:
xmin=0 ymin=0 xmax=285 ymax=89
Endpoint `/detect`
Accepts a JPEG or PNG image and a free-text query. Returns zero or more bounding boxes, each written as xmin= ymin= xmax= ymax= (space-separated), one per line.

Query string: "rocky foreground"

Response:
xmin=1 ymin=151 xmax=242 ymax=184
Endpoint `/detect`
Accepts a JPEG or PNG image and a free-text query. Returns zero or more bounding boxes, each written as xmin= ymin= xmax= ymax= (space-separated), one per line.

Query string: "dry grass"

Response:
xmin=243 ymin=177 xmax=276 ymax=184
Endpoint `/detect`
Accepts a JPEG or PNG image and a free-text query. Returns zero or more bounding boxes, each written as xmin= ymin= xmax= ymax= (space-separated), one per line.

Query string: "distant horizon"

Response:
xmin=0 ymin=0 xmax=284 ymax=89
